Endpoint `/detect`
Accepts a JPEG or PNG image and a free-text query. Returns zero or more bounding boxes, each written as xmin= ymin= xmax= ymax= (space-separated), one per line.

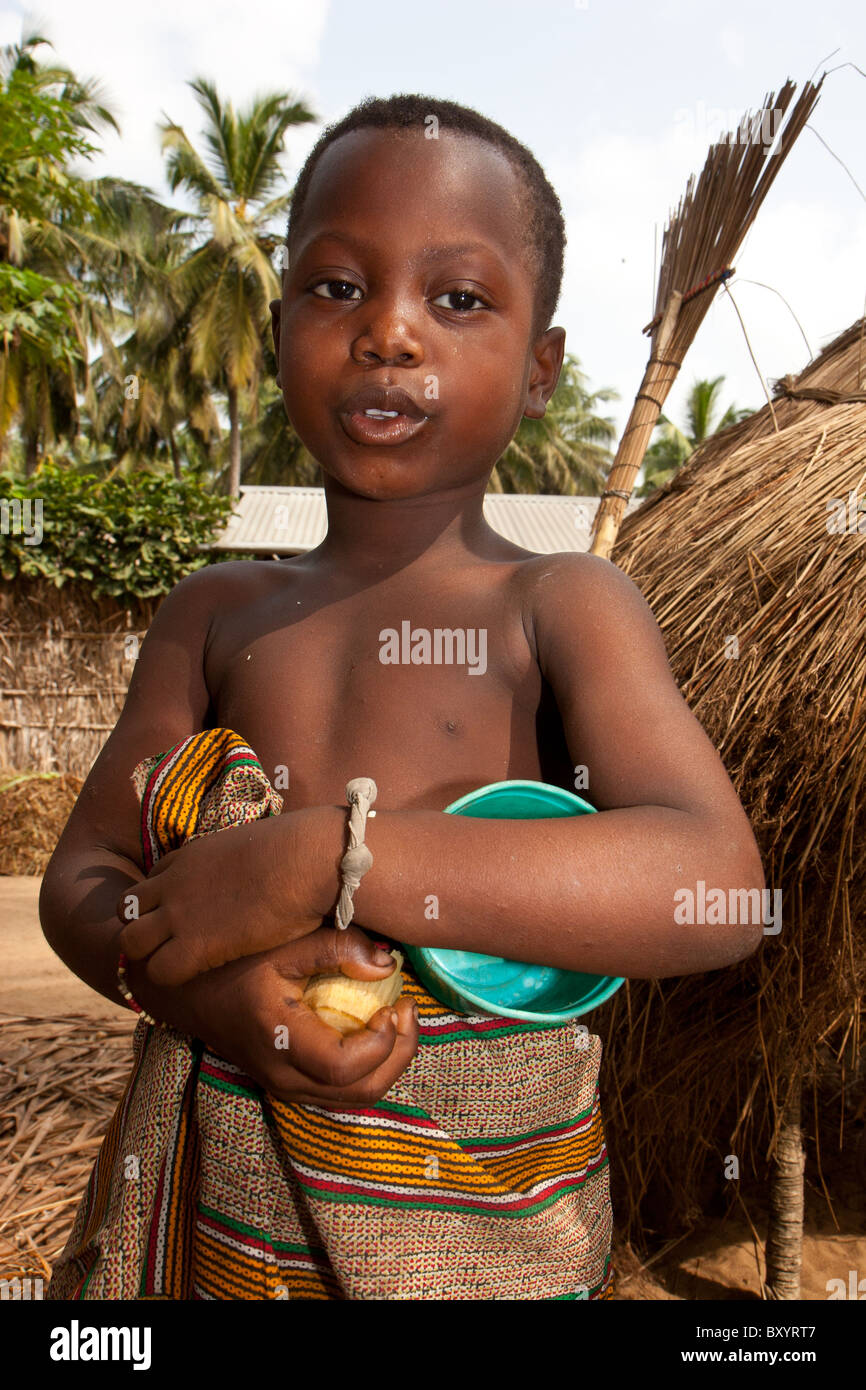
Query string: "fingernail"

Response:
xmin=390 ymin=1010 xmax=399 ymax=1027
xmin=412 ymin=1002 xmax=419 ymax=1022
xmin=373 ymin=949 xmax=393 ymax=965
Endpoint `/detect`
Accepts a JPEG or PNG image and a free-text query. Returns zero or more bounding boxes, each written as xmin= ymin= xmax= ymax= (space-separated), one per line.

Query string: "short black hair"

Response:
xmin=286 ymin=93 xmax=566 ymax=340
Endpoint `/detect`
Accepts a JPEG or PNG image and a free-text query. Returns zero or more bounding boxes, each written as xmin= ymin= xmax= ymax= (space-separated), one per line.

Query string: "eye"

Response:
xmin=431 ymin=288 xmax=488 ymax=312
xmin=311 ymin=279 xmax=363 ymax=301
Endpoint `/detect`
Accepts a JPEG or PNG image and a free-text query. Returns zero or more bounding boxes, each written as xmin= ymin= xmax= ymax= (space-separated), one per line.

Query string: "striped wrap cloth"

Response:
xmin=48 ymin=728 xmax=615 ymax=1300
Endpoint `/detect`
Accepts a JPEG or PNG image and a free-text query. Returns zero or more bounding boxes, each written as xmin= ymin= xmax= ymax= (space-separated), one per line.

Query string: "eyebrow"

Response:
xmin=416 ymin=242 xmax=493 ymax=265
xmin=297 ymin=233 xmax=502 ymax=270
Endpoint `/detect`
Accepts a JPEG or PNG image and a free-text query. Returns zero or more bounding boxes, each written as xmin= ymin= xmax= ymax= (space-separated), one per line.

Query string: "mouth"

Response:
xmin=338 ymin=384 xmax=430 ymax=447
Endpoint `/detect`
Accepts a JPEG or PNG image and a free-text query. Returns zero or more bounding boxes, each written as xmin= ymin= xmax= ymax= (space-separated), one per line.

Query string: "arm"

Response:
xmin=127 ymin=555 xmax=766 ymax=983
xmin=39 ymin=564 xmax=219 ymax=1011
xmin=38 ymin=563 xmax=417 ymax=1093
xmin=323 ymin=555 xmax=767 ymax=977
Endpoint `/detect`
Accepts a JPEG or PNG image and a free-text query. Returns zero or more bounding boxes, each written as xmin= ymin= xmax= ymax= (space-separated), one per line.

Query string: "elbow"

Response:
xmin=676 ymin=836 xmax=768 ymax=972
xmin=714 ymin=845 xmax=769 ymax=967
xmin=38 ymin=845 xmax=78 ymax=956
xmin=38 ymin=858 xmax=64 ymax=953
xmin=726 ymin=922 xmax=764 ymax=967
xmin=747 ymin=843 xmax=767 ymax=896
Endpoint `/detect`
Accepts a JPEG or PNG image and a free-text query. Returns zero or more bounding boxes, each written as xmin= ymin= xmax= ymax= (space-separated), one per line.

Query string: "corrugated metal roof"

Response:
xmin=212 ymin=486 xmax=641 ymax=556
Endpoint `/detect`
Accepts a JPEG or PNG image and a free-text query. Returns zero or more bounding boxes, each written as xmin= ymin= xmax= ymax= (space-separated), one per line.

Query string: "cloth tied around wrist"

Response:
xmin=334 ymin=775 xmax=377 ymax=929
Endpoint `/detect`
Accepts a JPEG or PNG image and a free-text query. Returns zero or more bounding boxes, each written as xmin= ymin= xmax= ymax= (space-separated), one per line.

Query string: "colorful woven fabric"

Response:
xmin=48 ymin=728 xmax=615 ymax=1301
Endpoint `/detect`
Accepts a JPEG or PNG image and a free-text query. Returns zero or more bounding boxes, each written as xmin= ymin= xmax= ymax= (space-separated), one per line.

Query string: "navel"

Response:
xmin=437 ymin=716 xmax=463 ymax=736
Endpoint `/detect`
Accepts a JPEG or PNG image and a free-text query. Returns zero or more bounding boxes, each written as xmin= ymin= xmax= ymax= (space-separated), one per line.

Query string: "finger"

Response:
xmin=270 ymin=925 xmax=400 ymax=983
xmin=333 ymin=928 xmax=403 ymax=981
xmin=114 ymin=852 xmax=178 ymax=920
xmin=116 ymin=882 xmax=157 ymax=925
xmin=351 ymin=998 xmax=420 ymax=1091
xmin=143 ymin=936 xmax=206 ymax=988
xmin=276 ymin=996 xmax=403 ymax=1087
xmin=273 ymin=1000 xmax=420 ymax=1107
xmin=118 ymin=910 xmax=172 ymax=962
xmin=143 ymin=850 xmax=179 ymax=877
xmin=370 ymin=995 xmax=419 ymax=1047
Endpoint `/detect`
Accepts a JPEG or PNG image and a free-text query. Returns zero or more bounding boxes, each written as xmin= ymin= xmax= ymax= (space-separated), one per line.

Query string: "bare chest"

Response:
xmin=203 ymin=572 xmax=565 ymax=811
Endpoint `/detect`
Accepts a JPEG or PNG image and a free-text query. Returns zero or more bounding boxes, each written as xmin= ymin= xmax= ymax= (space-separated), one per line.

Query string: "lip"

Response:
xmin=338 ymin=384 xmax=431 ymax=448
xmin=341 ymin=385 xmax=427 ymax=419
xmin=340 ymin=411 xmax=430 ymax=447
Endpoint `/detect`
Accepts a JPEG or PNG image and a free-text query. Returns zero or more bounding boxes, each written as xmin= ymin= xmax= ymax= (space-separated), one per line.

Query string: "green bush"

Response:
xmin=0 ymin=460 xmax=236 ymax=600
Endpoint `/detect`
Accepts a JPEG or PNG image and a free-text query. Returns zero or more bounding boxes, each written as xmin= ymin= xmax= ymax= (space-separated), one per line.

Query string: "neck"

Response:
xmin=311 ymin=476 xmax=500 ymax=576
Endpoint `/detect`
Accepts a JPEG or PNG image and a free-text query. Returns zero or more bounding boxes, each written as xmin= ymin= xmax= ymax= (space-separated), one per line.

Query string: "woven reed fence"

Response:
xmin=0 ymin=583 xmax=154 ymax=777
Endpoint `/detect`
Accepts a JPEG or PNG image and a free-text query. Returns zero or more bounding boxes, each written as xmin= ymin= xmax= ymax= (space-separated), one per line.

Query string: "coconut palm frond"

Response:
xmin=160 ymin=121 xmax=228 ymax=202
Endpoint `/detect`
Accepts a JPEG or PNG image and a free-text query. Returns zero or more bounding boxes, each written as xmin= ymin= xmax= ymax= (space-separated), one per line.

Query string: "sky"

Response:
xmin=3 ymin=0 xmax=865 ymax=440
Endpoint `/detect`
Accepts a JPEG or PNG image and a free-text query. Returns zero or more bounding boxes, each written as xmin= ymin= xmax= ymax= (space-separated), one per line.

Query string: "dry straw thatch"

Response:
xmin=0 ymin=1013 xmax=136 ymax=1284
xmin=598 ymin=317 xmax=866 ymax=1247
xmin=0 ymin=771 xmax=84 ymax=873
xmin=0 ymin=584 xmax=154 ymax=776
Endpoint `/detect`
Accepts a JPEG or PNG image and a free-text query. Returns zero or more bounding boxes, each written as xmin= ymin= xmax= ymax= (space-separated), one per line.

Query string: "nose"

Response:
xmin=351 ymin=292 xmax=424 ymax=366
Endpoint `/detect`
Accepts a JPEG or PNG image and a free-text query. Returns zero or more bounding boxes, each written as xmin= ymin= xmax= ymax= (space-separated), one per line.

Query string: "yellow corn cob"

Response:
xmin=302 ymin=950 xmax=404 ymax=1035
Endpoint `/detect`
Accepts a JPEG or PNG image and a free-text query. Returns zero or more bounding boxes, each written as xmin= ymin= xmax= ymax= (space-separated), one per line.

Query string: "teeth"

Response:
xmin=364 ymin=408 xmax=400 ymax=418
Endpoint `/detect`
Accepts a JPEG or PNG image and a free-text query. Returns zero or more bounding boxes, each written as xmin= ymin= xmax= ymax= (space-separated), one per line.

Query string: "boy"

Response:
xmin=40 ymin=94 xmax=765 ymax=1301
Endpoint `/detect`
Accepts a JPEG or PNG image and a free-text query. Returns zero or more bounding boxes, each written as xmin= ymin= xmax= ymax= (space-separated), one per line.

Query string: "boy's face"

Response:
xmin=271 ymin=126 xmax=565 ymax=501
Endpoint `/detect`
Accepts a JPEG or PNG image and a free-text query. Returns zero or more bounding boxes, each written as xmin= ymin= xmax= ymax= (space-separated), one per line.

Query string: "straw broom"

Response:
xmin=590 ymin=76 xmax=824 ymax=561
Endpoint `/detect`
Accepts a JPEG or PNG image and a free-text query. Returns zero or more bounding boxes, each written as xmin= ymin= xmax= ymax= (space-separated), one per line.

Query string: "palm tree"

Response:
xmin=0 ymin=267 xmax=85 ymax=471
xmin=85 ymin=183 xmax=221 ymax=478
xmin=0 ymin=29 xmax=118 ymax=263
xmin=490 ymin=354 xmax=618 ymax=494
xmin=0 ymin=31 xmax=121 ymax=472
xmin=159 ymin=79 xmax=316 ymax=495
xmin=637 ymin=375 xmax=752 ymax=496
xmin=227 ymin=345 xmax=320 ymax=488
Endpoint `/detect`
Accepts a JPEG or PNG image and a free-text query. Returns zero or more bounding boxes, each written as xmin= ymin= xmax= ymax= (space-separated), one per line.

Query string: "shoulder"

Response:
xmin=514 ymin=551 xmax=661 ymax=671
xmin=165 ymin=557 xmax=274 ymax=603
xmin=149 ymin=558 xmax=279 ymax=629
xmin=516 ymin=549 xmax=644 ymax=602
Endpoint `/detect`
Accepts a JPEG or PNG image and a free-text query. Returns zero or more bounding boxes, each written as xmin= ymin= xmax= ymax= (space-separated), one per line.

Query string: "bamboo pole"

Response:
xmin=591 ymin=290 xmax=683 ymax=561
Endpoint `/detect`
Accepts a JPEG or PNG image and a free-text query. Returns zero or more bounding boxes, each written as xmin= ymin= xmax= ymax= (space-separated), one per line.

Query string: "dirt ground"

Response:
xmin=2 ymin=875 xmax=863 ymax=1300
xmin=0 ymin=876 xmax=129 ymax=1019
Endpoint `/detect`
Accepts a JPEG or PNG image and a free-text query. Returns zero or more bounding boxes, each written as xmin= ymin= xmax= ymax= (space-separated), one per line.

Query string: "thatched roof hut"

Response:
xmin=600 ymin=318 xmax=866 ymax=1253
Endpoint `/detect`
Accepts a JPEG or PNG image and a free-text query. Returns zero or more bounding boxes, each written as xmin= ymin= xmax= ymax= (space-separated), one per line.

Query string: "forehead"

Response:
xmin=293 ymin=126 xmax=534 ymax=280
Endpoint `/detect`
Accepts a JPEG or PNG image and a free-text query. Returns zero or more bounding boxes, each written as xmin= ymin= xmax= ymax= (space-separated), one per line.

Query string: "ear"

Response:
xmin=269 ymin=299 xmax=282 ymax=386
xmin=524 ymin=326 xmax=566 ymax=420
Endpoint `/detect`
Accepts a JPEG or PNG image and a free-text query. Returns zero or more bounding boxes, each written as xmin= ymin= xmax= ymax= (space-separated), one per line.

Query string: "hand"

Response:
xmin=132 ymin=923 xmax=420 ymax=1108
xmin=116 ymin=813 xmax=328 ymax=987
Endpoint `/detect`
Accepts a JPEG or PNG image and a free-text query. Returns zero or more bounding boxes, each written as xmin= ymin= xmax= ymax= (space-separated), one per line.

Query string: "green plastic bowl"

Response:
xmin=402 ymin=780 xmax=625 ymax=1024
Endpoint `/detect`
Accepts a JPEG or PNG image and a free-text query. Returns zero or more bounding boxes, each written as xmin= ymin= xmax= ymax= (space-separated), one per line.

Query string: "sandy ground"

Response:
xmin=615 ymin=1225 xmax=865 ymax=1301
xmin=2 ymin=875 xmax=863 ymax=1300
xmin=0 ymin=876 xmax=130 ymax=1020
